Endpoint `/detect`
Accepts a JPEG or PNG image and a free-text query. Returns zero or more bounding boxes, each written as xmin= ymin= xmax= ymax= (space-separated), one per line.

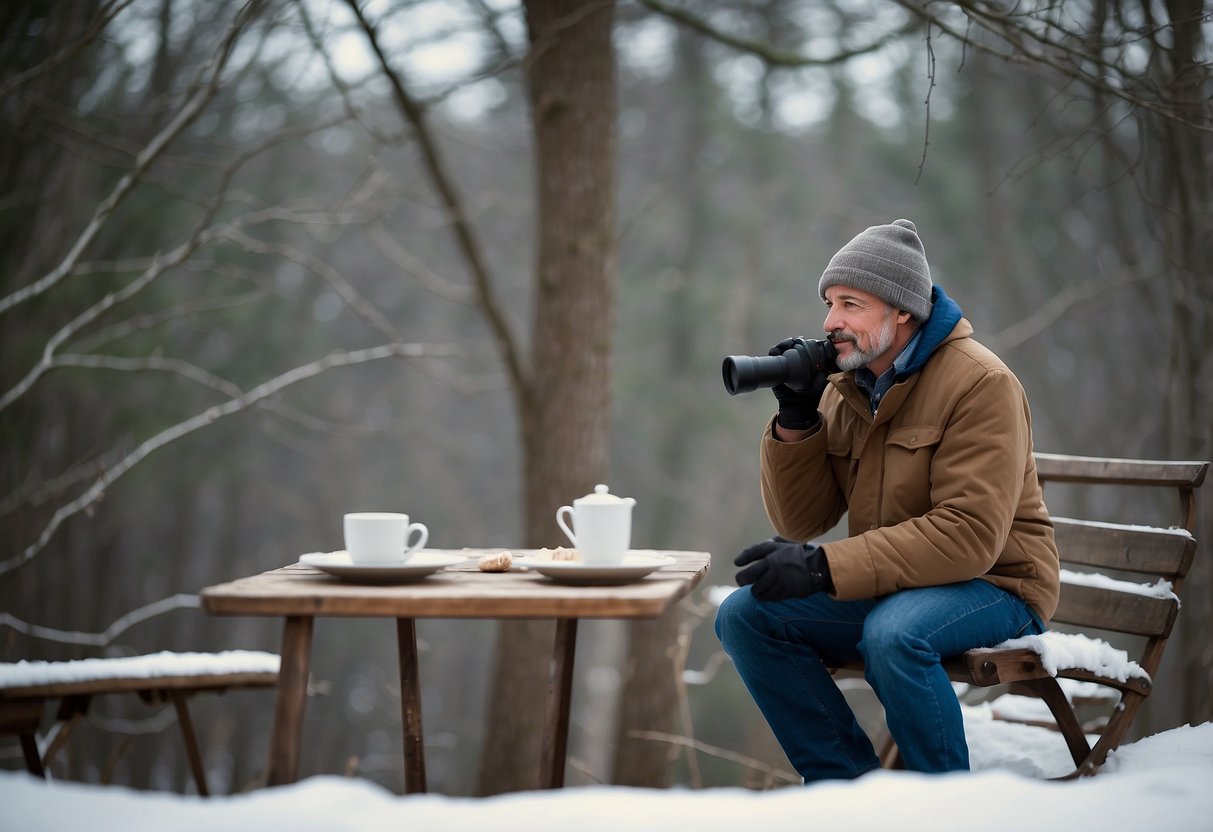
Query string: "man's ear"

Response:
xmin=896 ymin=309 xmax=912 ymax=325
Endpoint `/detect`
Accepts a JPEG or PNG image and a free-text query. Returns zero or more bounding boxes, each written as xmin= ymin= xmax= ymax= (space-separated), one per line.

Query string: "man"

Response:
xmin=715 ymin=218 xmax=1059 ymax=782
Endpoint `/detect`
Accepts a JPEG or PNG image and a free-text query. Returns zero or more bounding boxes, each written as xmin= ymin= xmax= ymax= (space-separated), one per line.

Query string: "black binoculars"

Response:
xmin=722 ymin=338 xmax=839 ymax=396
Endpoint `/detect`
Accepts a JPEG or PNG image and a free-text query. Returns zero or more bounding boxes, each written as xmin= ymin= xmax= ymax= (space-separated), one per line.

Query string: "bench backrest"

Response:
xmin=1034 ymin=452 xmax=1207 ymax=675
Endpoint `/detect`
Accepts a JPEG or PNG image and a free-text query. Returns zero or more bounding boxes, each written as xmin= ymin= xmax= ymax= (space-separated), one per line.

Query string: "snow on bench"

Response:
xmin=0 ymin=651 xmax=280 ymax=691
xmin=990 ymin=631 xmax=1150 ymax=684
xmin=1060 ymin=568 xmax=1178 ymax=602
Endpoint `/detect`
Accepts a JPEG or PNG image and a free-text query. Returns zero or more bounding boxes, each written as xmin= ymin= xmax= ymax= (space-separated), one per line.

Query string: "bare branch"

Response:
xmin=0 ymin=0 xmax=137 ymax=101
xmin=0 ymin=594 xmax=200 ymax=647
xmin=342 ymin=0 xmax=532 ymax=404
xmin=294 ymin=0 xmax=401 ymax=146
xmin=1 ymin=179 xmax=394 ymax=414
xmin=221 ymin=227 xmax=401 ymax=341
xmin=986 ymin=273 xmax=1149 ymax=353
xmin=891 ymin=0 xmax=1213 ymax=132
xmin=69 ymin=285 xmax=269 ymax=353
xmin=638 ymin=0 xmax=924 ymax=67
xmin=0 ymin=449 xmax=123 ymax=520
xmin=0 ymin=340 xmax=458 ymax=577
xmin=50 ymin=354 xmax=245 ymax=398
xmin=0 ymin=0 xmax=264 ymax=317
xmin=368 ymin=223 xmax=475 ymax=305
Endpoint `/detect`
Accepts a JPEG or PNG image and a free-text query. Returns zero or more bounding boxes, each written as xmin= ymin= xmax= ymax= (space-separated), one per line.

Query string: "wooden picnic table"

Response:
xmin=199 ymin=548 xmax=711 ymax=793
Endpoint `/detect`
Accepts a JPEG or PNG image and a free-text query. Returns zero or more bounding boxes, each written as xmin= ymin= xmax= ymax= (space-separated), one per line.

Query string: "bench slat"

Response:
xmin=1035 ymin=452 xmax=1208 ymax=487
xmin=1053 ymin=518 xmax=1195 ymax=578
xmin=1051 ymin=585 xmax=1179 ymax=637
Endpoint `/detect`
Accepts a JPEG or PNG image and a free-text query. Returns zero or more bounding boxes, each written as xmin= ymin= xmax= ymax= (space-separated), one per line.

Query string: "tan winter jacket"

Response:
xmin=760 ymin=318 xmax=1060 ymax=622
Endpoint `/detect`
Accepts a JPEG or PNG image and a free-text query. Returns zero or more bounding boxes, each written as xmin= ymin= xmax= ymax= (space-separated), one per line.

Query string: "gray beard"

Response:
xmin=835 ymin=310 xmax=897 ymax=372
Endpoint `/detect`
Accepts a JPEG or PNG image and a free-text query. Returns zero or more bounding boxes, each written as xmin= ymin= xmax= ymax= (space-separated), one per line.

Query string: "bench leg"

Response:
xmin=396 ymin=617 xmax=426 ymax=794
xmin=539 ymin=619 xmax=578 ymax=789
xmin=170 ymin=691 xmax=209 ymax=796
xmin=20 ymin=733 xmax=45 ymax=777
xmin=1019 ymin=677 xmax=1091 ymax=768
xmin=267 ymin=615 xmax=314 ymax=787
xmin=42 ymin=697 xmax=90 ymax=770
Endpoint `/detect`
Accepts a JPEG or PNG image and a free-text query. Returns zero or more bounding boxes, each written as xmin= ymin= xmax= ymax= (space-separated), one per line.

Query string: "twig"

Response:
xmin=627 ymin=730 xmax=800 ymax=786
xmin=914 ymin=23 xmax=937 ymax=185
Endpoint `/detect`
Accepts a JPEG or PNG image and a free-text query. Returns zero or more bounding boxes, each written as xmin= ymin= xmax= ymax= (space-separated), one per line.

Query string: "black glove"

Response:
xmin=768 ymin=338 xmax=830 ymax=430
xmin=734 ymin=537 xmax=834 ymax=602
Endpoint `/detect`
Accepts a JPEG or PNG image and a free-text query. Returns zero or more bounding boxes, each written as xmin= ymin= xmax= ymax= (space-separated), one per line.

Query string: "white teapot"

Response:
xmin=555 ymin=484 xmax=636 ymax=564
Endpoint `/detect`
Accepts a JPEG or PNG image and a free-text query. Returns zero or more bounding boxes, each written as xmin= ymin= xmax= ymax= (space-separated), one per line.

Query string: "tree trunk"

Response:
xmin=478 ymin=0 xmax=618 ymax=795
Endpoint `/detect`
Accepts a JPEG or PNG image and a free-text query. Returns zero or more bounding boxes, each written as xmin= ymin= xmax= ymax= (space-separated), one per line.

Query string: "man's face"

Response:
xmin=823 ymin=285 xmax=899 ymax=372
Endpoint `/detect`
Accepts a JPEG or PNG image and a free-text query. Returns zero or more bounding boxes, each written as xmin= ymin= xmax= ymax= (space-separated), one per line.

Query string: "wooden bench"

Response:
xmin=834 ymin=452 xmax=1208 ymax=778
xmin=0 ymin=650 xmax=279 ymax=795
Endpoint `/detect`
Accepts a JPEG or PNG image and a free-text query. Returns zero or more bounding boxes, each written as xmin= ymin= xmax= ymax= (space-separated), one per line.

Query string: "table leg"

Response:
xmin=396 ymin=617 xmax=427 ymax=794
xmin=266 ymin=615 xmax=314 ymax=787
xmin=539 ymin=618 xmax=578 ymax=788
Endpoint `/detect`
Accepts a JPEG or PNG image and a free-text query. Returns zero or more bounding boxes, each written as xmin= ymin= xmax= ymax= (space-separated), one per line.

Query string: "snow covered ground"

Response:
xmin=4 ymin=720 xmax=1211 ymax=832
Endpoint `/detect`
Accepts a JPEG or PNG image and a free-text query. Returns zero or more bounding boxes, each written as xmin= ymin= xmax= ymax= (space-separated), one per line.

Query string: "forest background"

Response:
xmin=1 ymin=0 xmax=1209 ymax=798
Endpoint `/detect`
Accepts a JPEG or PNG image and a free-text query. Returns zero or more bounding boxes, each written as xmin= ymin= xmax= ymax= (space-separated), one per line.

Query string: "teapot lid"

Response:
xmin=575 ymin=484 xmax=631 ymax=504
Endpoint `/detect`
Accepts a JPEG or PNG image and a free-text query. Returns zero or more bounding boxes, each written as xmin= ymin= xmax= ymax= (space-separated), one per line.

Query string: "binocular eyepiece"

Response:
xmin=722 ymin=338 xmax=839 ymax=396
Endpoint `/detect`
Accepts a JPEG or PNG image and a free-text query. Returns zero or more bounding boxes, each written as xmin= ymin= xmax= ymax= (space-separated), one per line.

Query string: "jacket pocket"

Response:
xmin=883 ymin=426 xmax=941 ymax=519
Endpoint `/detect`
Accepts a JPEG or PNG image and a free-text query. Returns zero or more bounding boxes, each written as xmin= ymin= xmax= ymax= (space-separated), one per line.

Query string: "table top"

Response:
xmin=200 ymin=549 xmax=712 ymax=620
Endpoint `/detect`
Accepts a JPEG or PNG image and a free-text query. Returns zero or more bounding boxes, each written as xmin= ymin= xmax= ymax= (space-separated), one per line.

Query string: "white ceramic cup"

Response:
xmin=343 ymin=512 xmax=429 ymax=564
xmin=556 ymin=503 xmax=632 ymax=565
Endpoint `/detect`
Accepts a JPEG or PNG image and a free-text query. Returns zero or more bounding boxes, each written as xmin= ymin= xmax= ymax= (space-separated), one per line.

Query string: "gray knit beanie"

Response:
xmin=818 ymin=218 xmax=933 ymax=322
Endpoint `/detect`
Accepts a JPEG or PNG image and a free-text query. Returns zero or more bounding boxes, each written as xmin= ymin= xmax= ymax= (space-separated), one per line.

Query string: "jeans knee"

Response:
xmin=714 ymin=587 xmax=756 ymax=651
xmin=858 ymin=617 xmax=924 ymax=675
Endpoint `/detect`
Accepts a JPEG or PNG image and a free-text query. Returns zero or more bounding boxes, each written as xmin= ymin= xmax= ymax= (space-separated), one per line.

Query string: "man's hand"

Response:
xmin=768 ymin=338 xmax=829 ymax=430
xmin=734 ymin=537 xmax=834 ymax=602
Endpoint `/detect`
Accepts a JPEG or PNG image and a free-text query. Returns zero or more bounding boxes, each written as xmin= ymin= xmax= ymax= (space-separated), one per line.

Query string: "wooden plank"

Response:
xmin=0 ymin=672 xmax=278 ymax=700
xmin=201 ymin=550 xmax=711 ymax=621
xmin=0 ymin=697 xmax=44 ymax=731
xmin=1052 ymin=584 xmax=1179 ymax=637
xmin=1035 ymin=452 xmax=1208 ymax=487
xmin=1053 ymin=518 xmax=1195 ymax=578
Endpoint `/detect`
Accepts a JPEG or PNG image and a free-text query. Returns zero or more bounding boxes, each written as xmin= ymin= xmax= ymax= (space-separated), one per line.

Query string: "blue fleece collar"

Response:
xmin=896 ymin=284 xmax=963 ymax=379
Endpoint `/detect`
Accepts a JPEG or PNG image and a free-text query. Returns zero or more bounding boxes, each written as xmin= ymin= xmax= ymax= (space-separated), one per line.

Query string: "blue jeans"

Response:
xmin=715 ymin=579 xmax=1043 ymax=782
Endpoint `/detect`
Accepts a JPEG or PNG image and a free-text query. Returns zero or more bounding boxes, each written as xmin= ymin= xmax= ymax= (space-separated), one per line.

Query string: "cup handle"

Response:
xmin=555 ymin=506 xmax=576 ymax=546
xmin=404 ymin=522 xmax=429 ymax=555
